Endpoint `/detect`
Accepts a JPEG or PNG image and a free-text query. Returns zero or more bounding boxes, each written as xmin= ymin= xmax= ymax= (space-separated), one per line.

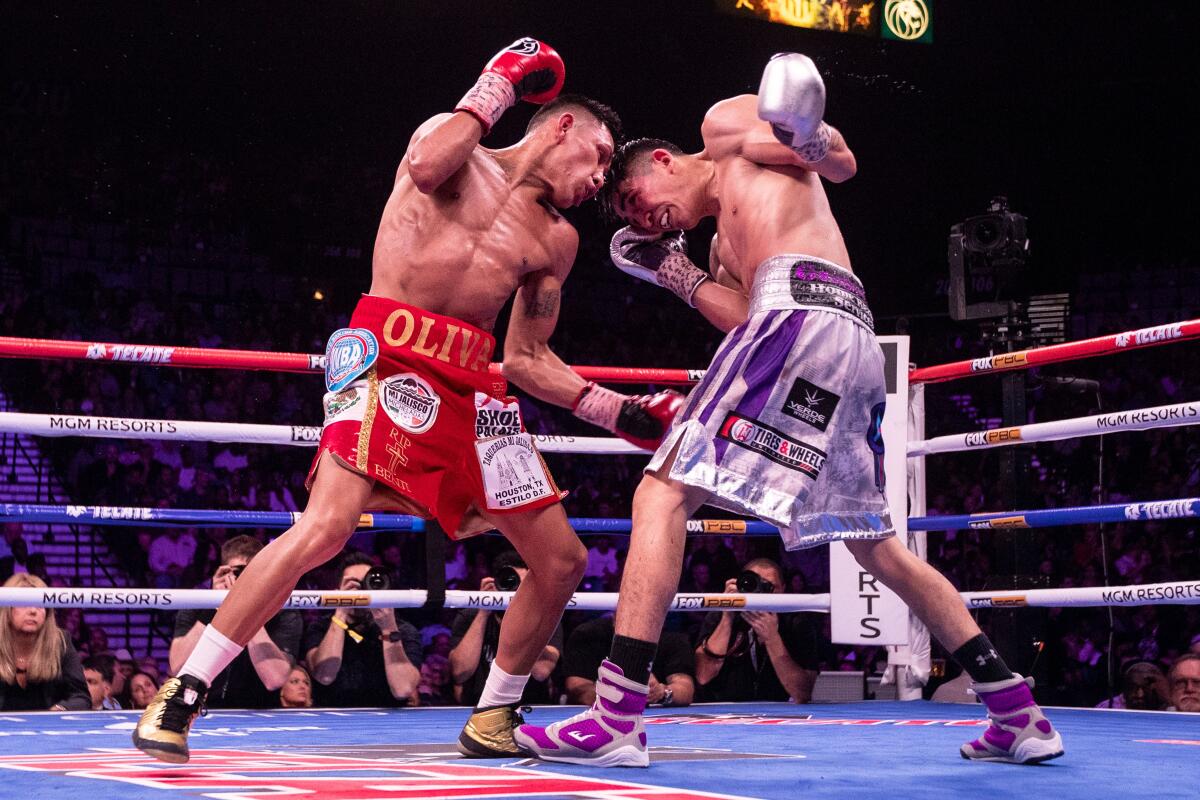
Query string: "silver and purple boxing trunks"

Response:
xmin=647 ymin=254 xmax=895 ymax=550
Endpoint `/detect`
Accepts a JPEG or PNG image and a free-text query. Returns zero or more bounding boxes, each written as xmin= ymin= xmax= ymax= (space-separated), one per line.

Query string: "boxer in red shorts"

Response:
xmin=134 ymin=38 xmax=681 ymax=763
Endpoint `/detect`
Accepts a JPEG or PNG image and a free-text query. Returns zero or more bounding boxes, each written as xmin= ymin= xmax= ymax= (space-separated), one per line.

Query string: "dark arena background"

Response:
xmin=1 ymin=2 xmax=1199 ymax=799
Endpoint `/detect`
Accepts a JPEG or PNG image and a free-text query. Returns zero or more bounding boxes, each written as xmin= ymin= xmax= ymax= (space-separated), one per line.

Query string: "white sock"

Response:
xmin=180 ymin=624 xmax=243 ymax=686
xmin=477 ymin=662 xmax=530 ymax=709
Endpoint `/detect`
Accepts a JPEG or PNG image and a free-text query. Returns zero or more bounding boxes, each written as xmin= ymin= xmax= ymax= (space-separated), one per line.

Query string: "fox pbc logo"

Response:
xmin=1115 ymin=323 xmax=1184 ymax=348
xmin=963 ymin=428 xmax=1022 ymax=447
xmin=672 ymin=595 xmax=748 ymax=610
xmin=321 ymin=594 xmax=370 ymax=607
xmin=968 ymin=515 xmax=1028 ymax=530
xmin=969 ymin=353 xmax=1029 ymax=372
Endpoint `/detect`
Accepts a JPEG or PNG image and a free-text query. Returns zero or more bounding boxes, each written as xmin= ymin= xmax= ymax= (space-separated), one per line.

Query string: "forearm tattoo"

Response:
xmin=792 ymin=122 xmax=832 ymax=163
xmin=528 ymin=288 xmax=560 ymax=319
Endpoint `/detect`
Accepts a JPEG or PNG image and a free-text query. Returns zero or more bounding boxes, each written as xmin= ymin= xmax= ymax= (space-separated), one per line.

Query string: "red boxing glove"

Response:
xmin=456 ymin=38 xmax=566 ymax=135
xmin=572 ymin=383 xmax=684 ymax=451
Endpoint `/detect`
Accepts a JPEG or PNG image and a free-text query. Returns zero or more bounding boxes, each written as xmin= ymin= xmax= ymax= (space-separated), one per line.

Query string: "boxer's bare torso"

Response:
xmin=370 ymin=115 xmax=579 ymax=332
xmin=701 ymin=94 xmax=853 ymax=293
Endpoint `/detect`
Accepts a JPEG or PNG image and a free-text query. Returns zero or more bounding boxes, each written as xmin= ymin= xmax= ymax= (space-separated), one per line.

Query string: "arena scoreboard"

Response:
xmin=715 ymin=0 xmax=933 ymax=43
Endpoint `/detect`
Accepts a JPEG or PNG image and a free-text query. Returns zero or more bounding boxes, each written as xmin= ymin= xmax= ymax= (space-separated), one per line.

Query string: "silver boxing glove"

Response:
xmin=757 ymin=53 xmax=831 ymax=162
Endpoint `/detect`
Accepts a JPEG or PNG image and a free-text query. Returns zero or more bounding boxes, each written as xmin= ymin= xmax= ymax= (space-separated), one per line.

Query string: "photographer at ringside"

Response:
xmin=694 ymin=559 xmax=820 ymax=703
xmin=448 ymin=551 xmax=563 ymax=706
xmin=171 ymin=536 xmax=300 ymax=707
xmin=303 ymin=550 xmax=423 ymax=707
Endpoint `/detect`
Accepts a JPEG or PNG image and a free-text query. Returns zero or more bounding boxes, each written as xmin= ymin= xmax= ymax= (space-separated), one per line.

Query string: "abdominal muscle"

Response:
xmin=366 ymin=153 xmax=539 ymax=332
xmin=713 ymin=156 xmax=853 ymax=291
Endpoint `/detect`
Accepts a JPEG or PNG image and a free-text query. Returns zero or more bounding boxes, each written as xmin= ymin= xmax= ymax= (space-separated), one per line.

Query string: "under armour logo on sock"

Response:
xmin=975 ymin=649 xmax=998 ymax=667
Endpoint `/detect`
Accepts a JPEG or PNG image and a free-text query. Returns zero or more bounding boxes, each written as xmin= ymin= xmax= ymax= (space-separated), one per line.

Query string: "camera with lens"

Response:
xmin=947 ymin=196 xmax=1030 ymax=321
xmin=494 ymin=565 xmax=521 ymax=592
xmin=362 ymin=566 xmax=391 ymax=591
xmin=736 ymin=570 xmax=775 ymax=594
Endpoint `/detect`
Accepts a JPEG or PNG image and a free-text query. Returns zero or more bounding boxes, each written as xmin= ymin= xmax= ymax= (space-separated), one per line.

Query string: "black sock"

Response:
xmin=608 ymin=634 xmax=657 ymax=685
xmin=952 ymin=633 xmax=1015 ymax=684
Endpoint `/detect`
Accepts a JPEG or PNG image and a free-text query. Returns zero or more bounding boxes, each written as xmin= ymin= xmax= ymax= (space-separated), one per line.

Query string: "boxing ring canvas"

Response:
xmin=0 ymin=701 xmax=1197 ymax=800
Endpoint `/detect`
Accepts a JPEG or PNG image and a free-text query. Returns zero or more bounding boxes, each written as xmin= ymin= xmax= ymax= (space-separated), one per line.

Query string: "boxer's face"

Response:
xmin=615 ymin=151 xmax=702 ymax=232
xmin=544 ymin=112 xmax=614 ymax=209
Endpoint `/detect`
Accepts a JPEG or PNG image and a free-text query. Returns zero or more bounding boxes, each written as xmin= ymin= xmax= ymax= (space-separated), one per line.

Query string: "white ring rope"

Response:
xmin=907 ymin=400 xmax=1200 ymax=457
xmin=3 ymin=579 xmax=1199 ymax=611
xmin=0 ymin=412 xmax=647 ymax=455
xmin=0 ymin=587 xmax=831 ymax=613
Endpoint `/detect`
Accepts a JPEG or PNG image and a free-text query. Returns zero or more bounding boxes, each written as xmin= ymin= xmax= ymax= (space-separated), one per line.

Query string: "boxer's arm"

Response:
xmin=404 ymin=112 xmax=484 ymax=194
xmin=502 ymin=230 xmax=589 ymax=408
xmin=741 ymin=119 xmax=855 ymax=182
xmin=703 ymin=95 xmax=855 ymax=183
xmin=692 ymin=242 xmax=750 ymax=333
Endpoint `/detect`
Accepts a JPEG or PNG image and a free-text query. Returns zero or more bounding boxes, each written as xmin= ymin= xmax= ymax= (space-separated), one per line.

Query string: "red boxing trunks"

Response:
xmin=306 ymin=295 xmax=564 ymax=538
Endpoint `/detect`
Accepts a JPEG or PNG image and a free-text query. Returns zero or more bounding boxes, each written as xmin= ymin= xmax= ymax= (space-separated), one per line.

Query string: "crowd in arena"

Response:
xmin=1 ymin=113 xmax=1198 ymax=715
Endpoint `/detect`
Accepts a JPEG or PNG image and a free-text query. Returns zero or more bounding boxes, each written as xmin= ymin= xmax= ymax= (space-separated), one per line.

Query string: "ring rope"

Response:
xmin=908 ymin=319 xmax=1200 ymax=384
xmin=907 ymin=400 xmax=1200 ymax=457
xmin=0 ymin=587 xmax=832 ymax=613
xmin=909 ymin=497 xmax=1200 ymax=531
xmin=4 ymin=318 xmax=1197 ymax=387
xmin=5 ymin=498 xmax=1197 ymax=535
xmin=0 ymin=336 xmax=701 ymax=386
xmin=0 ymin=412 xmax=646 ymax=454
xmin=4 ymin=580 xmax=1198 ymax=611
xmin=0 ymin=503 xmax=780 ymax=535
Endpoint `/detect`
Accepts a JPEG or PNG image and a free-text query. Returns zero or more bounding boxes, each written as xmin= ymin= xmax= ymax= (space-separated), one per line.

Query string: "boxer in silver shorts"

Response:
xmin=514 ymin=53 xmax=1063 ymax=768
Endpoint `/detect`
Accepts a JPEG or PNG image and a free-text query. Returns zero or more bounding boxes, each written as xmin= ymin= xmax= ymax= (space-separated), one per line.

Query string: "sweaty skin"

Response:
xmin=190 ymin=105 xmax=611 ymax=679
xmin=702 ymin=94 xmax=854 ymax=287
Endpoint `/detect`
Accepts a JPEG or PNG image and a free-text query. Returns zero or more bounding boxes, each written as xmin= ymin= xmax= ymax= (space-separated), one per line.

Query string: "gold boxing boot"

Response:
xmin=457 ymin=704 xmax=527 ymax=757
xmin=132 ymin=674 xmax=208 ymax=763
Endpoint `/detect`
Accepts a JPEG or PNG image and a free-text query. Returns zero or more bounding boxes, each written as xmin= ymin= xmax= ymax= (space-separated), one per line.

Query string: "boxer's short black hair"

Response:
xmin=598 ymin=137 xmax=683 ymax=224
xmin=527 ymin=93 xmax=623 ymax=144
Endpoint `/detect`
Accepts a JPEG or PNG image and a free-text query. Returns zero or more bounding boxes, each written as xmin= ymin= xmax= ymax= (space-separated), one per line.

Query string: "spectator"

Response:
xmin=129 ymin=670 xmax=160 ymax=710
xmin=694 ymin=559 xmax=821 ymax=703
xmin=0 ymin=574 xmax=91 ymax=711
xmin=1168 ymin=653 xmax=1200 ymax=712
xmin=417 ymin=654 xmax=454 ymax=706
xmin=0 ymin=523 xmax=31 ymax=577
xmin=584 ymin=537 xmax=619 ymax=590
xmin=448 ymin=551 xmax=562 ymax=707
xmin=112 ymin=648 xmax=137 ymax=708
xmin=304 ymin=551 xmax=422 ymax=707
xmin=1096 ymin=661 xmax=1170 ymax=710
xmin=563 ymin=614 xmax=695 ymax=708
xmin=279 ymin=664 xmax=314 ymax=709
xmin=170 ymin=535 xmax=300 ymax=707
xmin=82 ymin=655 xmax=120 ymax=710
xmin=148 ymin=528 xmax=198 ymax=588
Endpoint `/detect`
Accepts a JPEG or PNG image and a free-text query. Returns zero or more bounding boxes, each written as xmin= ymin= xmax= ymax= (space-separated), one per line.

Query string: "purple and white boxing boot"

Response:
xmin=512 ymin=659 xmax=649 ymax=767
xmin=961 ymin=674 xmax=1064 ymax=764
